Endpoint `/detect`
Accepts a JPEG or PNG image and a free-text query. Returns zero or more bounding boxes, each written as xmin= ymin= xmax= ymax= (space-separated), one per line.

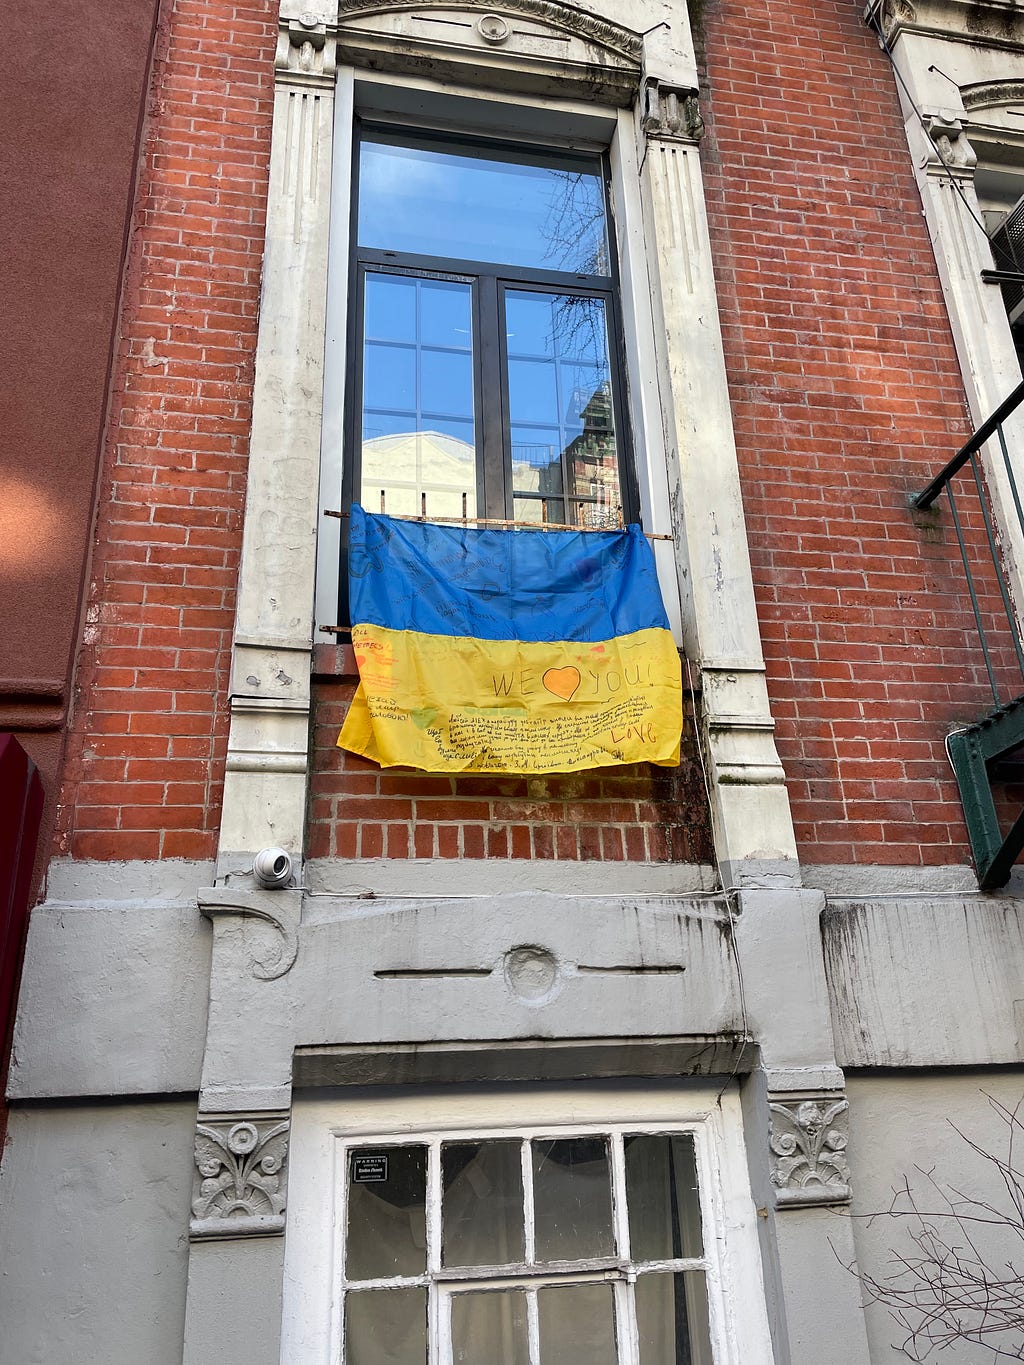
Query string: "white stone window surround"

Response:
xmin=216 ymin=0 xmax=800 ymax=884
xmin=280 ymin=1082 xmax=777 ymax=1365
xmin=315 ymin=71 xmax=683 ymax=643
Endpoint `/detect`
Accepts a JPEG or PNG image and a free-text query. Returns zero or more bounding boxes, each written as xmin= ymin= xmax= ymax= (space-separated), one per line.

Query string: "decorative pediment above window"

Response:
xmin=960 ymin=82 xmax=1024 ymax=172
xmin=869 ymin=0 xmax=1024 ymax=44
xmin=336 ymin=0 xmax=642 ymax=104
xmin=963 ymin=79 xmax=1024 ymax=117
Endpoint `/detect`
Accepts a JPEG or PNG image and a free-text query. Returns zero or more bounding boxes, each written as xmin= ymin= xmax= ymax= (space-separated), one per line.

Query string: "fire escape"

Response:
xmin=912 ymin=377 xmax=1024 ymax=888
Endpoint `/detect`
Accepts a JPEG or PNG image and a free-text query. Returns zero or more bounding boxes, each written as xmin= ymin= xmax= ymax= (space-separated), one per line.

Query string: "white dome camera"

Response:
xmin=252 ymin=847 xmax=294 ymax=889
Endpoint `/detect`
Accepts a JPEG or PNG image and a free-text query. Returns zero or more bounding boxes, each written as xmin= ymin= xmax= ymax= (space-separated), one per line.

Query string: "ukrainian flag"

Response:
xmin=337 ymin=506 xmax=682 ymax=774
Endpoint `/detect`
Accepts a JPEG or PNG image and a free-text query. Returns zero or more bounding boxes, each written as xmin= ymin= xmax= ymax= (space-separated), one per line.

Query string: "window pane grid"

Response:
xmin=336 ymin=1127 xmax=716 ymax=1365
xmin=335 ymin=1134 xmax=709 ymax=1262
xmin=504 ymin=288 xmax=623 ymax=528
xmin=359 ymin=271 xmax=477 ymax=520
xmin=346 ymin=127 xmax=636 ymax=534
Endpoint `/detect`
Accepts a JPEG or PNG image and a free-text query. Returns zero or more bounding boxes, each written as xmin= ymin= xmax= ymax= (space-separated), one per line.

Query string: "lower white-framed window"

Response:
xmin=281 ymin=1083 xmax=775 ymax=1365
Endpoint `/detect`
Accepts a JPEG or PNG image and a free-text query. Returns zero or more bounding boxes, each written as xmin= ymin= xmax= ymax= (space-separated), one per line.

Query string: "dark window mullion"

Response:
xmin=358 ymin=246 xmax=613 ymax=294
xmin=338 ymin=263 xmax=370 ymax=622
xmin=605 ymin=295 xmax=638 ymax=526
xmin=478 ymin=275 xmax=506 ymax=520
xmin=413 ymin=279 xmax=422 ymax=473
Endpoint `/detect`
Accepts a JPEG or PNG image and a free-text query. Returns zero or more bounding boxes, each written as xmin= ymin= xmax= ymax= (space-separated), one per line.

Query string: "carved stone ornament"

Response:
xmin=962 ymin=80 xmax=1024 ymax=115
xmin=275 ymin=10 xmax=338 ymax=84
xmin=924 ymin=114 xmax=977 ymax=176
xmin=641 ymin=80 xmax=704 ymax=143
xmin=337 ymin=0 xmax=642 ymax=61
xmin=198 ymin=886 xmax=300 ymax=979
xmin=190 ymin=1117 xmax=290 ymax=1239
xmin=477 ymin=12 xmax=510 ymax=42
xmin=866 ymin=0 xmax=916 ymax=41
xmin=768 ymin=1095 xmax=852 ymax=1207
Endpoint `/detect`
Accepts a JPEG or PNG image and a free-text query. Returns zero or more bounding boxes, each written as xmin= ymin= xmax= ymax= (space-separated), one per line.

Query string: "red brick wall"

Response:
xmin=58 ymin=0 xmax=714 ymax=867
xmin=699 ymin=0 xmax=1014 ymax=864
xmin=56 ymin=0 xmax=277 ymax=861
xmin=71 ymin=0 xmax=997 ymax=871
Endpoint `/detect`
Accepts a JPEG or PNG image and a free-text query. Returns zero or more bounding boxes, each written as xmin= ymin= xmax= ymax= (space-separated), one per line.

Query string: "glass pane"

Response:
xmin=634 ymin=1271 xmax=714 ymax=1365
xmin=420 ymin=279 xmax=474 ymax=347
xmin=364 ymin=342 xmax=416 ymax=412
xmin=365 ymin=273 xmax=417 ymax=342
xmin=442 ymin=1140 xmax=525 ymax=1266
xmin=360 ymin=273 xmax=476 ymax=519
xmin=505 ymin=292 xmax=622 ymax=529
xmin=421 ymin=349 xmax=474 ymax=419
xmin=346 ymin=1146 xmax=427 ymax=1281
xmin=514 ymin=495 xmax=565 ymax=526
xmin=532 ymin=1137 xmax=614 ymax=1261
xmin=506 ymin=291 xmax=556 ymax=356
xmin=450 ymin=1290 xmax=529 ymax=1365
xmin=345 ymin=1287 xmax=427 ymax=1365
xmin=508 ymin=358 xmax=560 ymax=424
xmin=511 ymin=430 xmax=563 ymax=496
xmin=538 ymin=1282 xmax=617 ymax=1365
xmin=359 ymin=135 xmax=609 ymax=274
xmin=625 ymin=1134 xmax=704 ymax=1261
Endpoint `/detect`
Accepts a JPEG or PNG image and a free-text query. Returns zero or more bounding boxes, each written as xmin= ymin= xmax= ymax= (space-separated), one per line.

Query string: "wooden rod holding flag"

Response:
xmin=322 ymin=509 xmax=673 ymax=541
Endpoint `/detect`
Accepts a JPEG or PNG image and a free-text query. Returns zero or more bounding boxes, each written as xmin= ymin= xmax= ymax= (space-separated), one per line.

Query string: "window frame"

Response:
xmin=315 ymin=75 xmax=684 ymax=643
xmin=341 ymin=120 xmax=640 ymax=537
xmin=280 ymin=1083 xmax=777 ymax=1365
xmin=335 ymin=1122 xmax=715 ymax=1365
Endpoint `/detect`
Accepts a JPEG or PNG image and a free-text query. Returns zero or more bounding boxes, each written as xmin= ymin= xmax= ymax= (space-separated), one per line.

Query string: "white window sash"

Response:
xmin=281 ymin=1085 xmax=775 ymax=1365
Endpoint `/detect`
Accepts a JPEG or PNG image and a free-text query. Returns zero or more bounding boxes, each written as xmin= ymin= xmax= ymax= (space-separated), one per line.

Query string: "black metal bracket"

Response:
xmin=947 ymin=695 xmax=1024 ymax=889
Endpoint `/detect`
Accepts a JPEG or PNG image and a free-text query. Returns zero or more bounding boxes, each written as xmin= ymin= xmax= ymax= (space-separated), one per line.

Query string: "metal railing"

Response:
xmin=911 ymin=377 xmax=1024 ymax=708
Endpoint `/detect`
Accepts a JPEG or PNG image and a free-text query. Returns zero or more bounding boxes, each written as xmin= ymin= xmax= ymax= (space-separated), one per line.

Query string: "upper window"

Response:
xmin=345 ymin=127 xmax=636 ymax=531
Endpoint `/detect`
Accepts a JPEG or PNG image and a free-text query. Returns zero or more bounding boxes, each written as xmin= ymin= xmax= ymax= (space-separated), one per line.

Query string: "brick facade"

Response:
xmin=699 ymin=0 xmax=1010 ymax=865
xmin=57 ymin=0 xmax=714 ymax=868
xmin=55 ymin=0 xmax=1012 ymax=870
xmin=56 ymin=0 xmax=277 ymax=861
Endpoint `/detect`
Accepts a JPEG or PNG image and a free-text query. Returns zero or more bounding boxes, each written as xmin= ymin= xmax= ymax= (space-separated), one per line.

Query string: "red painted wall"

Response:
xmin=0 ymin=737 xmax=43 ymax=1147
xmin=1 ymin=0 xmax=161 ymax=882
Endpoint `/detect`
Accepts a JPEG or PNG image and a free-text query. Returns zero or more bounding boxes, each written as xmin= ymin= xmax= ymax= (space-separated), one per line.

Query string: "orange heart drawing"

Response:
xmin=543 ymin=666 xmax=581 ymax=701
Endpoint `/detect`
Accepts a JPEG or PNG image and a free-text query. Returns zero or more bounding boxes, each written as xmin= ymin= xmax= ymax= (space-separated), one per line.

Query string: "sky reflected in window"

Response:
xmin=358 ymin=135 xmax=609 ymax=275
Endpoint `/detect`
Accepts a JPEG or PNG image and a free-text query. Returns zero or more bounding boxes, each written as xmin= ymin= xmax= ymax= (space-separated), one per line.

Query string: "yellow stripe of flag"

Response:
xmin=339 ymin=624 xmax=681 ymax=774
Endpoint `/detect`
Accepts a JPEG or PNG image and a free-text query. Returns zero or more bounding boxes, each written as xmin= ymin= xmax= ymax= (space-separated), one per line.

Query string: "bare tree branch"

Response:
xmin=841 ymin=1094 xmax=1024 ymax=1361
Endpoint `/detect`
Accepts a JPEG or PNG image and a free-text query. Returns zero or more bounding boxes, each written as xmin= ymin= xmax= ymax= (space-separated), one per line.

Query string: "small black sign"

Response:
xmin=352 ymin=1154 xmax=389 ymax=1183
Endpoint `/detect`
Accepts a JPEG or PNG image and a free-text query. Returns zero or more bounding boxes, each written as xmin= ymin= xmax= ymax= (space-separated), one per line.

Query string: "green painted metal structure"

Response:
xmin=912 ymin=381 xmax=1024 ymax=889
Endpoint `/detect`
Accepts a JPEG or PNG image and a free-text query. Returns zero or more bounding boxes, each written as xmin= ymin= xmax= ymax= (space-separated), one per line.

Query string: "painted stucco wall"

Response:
xmin=0 ymin=1100 xmax=195 ymax=1365
xmin=847 ymin=1071 xmax=1024 ymax=1363
xmin=823 ymin=894 xmax=1024 ymax=1067
xmin=7 ymin=861 xmax=212 ymax=1100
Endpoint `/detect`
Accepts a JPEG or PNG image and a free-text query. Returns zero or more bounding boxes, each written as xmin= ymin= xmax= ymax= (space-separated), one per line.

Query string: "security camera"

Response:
xmin=252 ymin=847 xmax=294 ymax=889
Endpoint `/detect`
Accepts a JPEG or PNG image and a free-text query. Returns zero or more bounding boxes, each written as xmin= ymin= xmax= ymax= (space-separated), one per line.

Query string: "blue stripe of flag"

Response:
xmin=348 ymin=505 xmax=670 ymax=644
